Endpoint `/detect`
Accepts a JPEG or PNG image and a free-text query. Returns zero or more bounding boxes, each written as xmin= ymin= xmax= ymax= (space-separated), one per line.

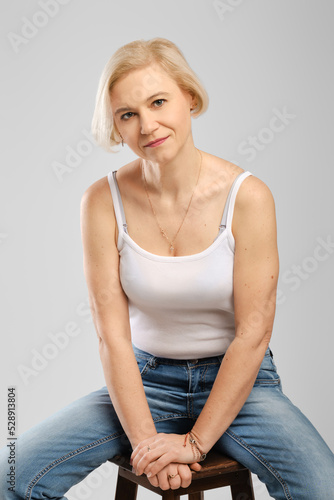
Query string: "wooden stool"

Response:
xmin=110 ymin=451 xmax=255 ymax=499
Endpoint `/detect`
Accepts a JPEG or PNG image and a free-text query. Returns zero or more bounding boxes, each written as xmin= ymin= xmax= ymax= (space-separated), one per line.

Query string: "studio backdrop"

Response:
xmin=1 ymin=1 xmax=333 ymax=499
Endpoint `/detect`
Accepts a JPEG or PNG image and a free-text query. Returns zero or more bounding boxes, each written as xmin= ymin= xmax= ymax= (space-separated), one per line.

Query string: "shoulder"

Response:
xmin=207 ymin=153 xmax=276 ymax=215
xmin=80 ymin=159 xmax=138 ymax=211
xmin=232 ymin=172 xmax=277 ymax=241
xmin=81 ymin=176 xmax=110 ymax=207
xmin=235 ymin=173 xmax=275 ymax=212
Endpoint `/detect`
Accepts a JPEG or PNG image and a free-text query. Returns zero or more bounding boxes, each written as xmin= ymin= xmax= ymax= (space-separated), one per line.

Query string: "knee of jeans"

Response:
xmin=0 ymin=443 xmax=54 ymax=500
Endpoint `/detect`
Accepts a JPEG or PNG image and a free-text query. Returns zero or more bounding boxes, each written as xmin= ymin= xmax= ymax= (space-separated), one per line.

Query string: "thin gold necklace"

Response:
xmin=142 ymin=149 xmax=203 ymax=254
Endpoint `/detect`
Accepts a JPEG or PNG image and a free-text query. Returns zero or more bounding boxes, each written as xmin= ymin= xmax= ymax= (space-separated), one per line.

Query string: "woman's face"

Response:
xmin=110 ymin=63 xmax=195 ymax=162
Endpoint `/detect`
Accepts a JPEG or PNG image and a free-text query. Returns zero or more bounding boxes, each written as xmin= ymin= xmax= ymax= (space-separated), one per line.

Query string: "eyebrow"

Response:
xmin=114 ymin=92 xmax=170 ymax=116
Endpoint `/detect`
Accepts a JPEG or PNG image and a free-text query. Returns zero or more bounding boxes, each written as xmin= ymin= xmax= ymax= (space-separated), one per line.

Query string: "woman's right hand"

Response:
xmin=147 ymin=462 xmax=193 ymax=490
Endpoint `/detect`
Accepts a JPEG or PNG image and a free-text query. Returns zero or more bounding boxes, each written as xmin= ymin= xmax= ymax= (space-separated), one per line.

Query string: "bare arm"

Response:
xmin=191 ymin=175 xmax=279 ymax=451
xmin=80 ymin=178 xmax=157 ymax=449
xmin=132 ymin=175 xmax=280 ymax=475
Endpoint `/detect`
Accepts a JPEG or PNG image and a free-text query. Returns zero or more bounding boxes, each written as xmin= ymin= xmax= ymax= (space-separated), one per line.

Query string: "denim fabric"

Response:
xmin=0 ymin=347 xmax=333 ymax=499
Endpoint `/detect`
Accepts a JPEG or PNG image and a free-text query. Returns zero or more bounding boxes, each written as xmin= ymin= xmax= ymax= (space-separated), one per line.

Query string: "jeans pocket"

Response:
xmin=136 ymin=354 xmax=158 ymax=379
xmin=254 ymin=350 xmax=281 ymax=386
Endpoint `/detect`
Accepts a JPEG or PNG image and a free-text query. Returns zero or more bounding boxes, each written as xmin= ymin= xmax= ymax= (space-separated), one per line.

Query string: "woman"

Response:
xmin=1 ymin=37 xmax=333 ymax=499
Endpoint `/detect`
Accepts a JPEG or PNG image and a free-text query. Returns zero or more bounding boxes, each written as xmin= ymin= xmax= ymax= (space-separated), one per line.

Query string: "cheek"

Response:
xmin=165 ymin=103 xmax=192 ymax=128
xmin=119 ymin=121 xmax=139 ymax=140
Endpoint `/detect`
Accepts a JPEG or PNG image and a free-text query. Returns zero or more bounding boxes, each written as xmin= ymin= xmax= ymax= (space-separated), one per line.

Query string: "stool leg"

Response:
xmin=189 ymin=493 xmax=204 ymax=500
xmin=114 ymin=472 xmax=138 ymax=500
xmin=230 ymin=469 xmax=255 ymax=500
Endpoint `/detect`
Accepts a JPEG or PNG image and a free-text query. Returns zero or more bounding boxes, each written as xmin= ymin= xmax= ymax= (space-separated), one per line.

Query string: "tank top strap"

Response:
xmin=218 ymin=170 xmax=253 ymax=236
xmin=107 ymin=170 xmax=128 ymax=249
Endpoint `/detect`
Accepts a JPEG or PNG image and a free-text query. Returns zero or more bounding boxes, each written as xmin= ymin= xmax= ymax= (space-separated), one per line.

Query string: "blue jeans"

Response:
xmin=1 ymin=346 xmax=333 ymax=499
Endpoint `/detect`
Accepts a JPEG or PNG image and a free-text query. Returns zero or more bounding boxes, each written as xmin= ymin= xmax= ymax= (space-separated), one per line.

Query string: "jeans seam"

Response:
xmin=254 ymin=379 xmax=281 ymax=385
xmin=189 ymin=393 xmax=194 ymax=418
xmin=225 ymin=429 xmax=294 ymax=500
xmin=152 ymin=413 xmax=188 ymax=423
xmin=201 ymin=366 xmax=208 ymax=392
xmin=140 ymin=359 xmax=221 ymax=367
xmin=24 ymin=430 xmax=126 ymax=500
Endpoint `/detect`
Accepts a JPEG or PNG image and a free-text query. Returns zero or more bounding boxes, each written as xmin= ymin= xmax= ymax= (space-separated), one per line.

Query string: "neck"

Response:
xmin=141 ymin=138 xmax=201 ymax=199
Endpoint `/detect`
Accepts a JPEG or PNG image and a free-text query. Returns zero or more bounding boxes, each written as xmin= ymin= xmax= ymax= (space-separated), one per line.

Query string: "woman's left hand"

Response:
xmin=147 ymin=462 xmax=193 ymax=490
xmin=131 ymin=433 xmax=202 ymax=478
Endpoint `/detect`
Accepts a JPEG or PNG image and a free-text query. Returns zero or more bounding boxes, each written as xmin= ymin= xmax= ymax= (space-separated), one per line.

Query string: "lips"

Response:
xmin=144 ymin=136 xmax=169 ymax=147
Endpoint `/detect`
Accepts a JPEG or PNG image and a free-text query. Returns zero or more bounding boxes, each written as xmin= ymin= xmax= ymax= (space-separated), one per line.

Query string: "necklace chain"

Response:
xmin=142 ymin=149 xmax=203 ymax=254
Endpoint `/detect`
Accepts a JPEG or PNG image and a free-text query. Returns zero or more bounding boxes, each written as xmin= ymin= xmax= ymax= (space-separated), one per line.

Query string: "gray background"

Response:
xmin=1 ymin=1 xmax=333 ymax=499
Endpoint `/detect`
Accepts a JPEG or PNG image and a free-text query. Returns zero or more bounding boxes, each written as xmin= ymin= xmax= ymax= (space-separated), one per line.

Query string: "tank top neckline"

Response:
xmin=109 ymin=169 xmax=252 ymax=262
xmin=120 ymin=225 xmax=232 ymax=262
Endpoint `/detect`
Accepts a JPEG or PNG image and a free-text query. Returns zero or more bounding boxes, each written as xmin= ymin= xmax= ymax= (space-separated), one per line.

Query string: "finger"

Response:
xmin=190 ymin=462 xmax=202 ymax=472
xmin=131 ymin=441 xmax=155 ymax=466
xmin=132 ymin=438 xmax=169 ymax=474
xmin=136 ymin=449 xmax=169 ymax=476
xmin=132 ymin=440 xmax=156 ymax=458
xmin=156 ymin=469 xmax=171 ymax=491
xmin=131 ymin=433 xmax=165 ymax=461
xmin=157 ymin=465 xmax=180 ymax=491
xmin=168 ymin=474 xmax=181 ymax=490
xmin=147 ymin=474 xmax=159 ymax=488
xmin=145 ymin=453 xmax=176 ymax=478
xmin=177 ymin=464 xmax=192 ymax=488
xmin=132 ymin=444 xmax=164 ymax=475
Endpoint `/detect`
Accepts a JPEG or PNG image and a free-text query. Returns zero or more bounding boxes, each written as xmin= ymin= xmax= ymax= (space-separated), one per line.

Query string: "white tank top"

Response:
xmin=108 ymin=169 xmax=253 ymax=359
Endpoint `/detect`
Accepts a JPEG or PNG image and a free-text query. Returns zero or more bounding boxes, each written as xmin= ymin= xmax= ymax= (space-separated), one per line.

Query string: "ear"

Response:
xmin=189 ymin=92 xmax=197 ymax=111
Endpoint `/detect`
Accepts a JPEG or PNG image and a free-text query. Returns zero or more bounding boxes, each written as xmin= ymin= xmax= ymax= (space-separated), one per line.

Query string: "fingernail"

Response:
xmin=147 ymin=472 xmax=152 ymax=478
xmin=129 ymin=458 xmax=133 ymax=466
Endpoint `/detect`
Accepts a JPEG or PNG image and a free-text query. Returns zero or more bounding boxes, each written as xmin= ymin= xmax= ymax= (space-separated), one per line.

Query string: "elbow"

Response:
xmin=235 ymin=327 xmax=273 ymax=353
xmin=259 ymin=329 xmax=272 ymax=350
xmin=98 ymin=337 xmax=109 ymax=363
xmin=97 ymin=332 xmax=132 ymax=360
xmin=98 ymin=337 xmax=117 ymax=366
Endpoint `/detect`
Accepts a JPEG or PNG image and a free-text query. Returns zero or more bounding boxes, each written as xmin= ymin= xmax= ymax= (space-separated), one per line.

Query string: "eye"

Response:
xmin=153 ymin=99 xmax=166 ymax=108
xmin=120 ymin=112 xmax=134 ymax=121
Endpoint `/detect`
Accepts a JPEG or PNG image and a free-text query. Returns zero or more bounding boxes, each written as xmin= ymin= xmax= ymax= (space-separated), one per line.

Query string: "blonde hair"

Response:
xmin=91 ymin=38 xmax=209 ymax=152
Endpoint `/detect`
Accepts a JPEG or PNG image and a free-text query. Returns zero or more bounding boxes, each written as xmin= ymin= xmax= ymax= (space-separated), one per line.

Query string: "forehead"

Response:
xmin=110 ymin=63 xmax=181 ymax=108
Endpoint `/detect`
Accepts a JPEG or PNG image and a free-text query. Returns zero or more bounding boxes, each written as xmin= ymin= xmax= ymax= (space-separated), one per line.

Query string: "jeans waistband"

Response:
xmin=132 ymin=344 xmax=225 ymax=366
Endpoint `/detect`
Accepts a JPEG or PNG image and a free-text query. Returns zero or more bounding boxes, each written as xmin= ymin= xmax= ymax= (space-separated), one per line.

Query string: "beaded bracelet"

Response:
xmin=183 ymin=431 xmax=207 ymax=462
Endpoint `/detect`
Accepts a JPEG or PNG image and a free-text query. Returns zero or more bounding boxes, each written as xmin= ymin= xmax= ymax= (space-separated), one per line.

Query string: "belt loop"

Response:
xmin=148 ymin=356 xmax=158 ymax=369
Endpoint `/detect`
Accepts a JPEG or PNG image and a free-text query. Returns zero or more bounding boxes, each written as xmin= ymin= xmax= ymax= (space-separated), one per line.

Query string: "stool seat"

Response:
xmin=109 ymin=451 xmax=255 ymax=499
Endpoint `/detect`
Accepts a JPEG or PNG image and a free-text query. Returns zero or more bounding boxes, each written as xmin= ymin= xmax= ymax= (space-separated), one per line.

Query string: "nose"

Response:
xmin=139 ymin=111 xmax=159 ymax=136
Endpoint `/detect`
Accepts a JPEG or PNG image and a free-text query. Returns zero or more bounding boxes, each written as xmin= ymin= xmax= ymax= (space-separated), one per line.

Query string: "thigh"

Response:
xmin=0 ymin=386 xmax=130 ymax=500
xmin=215 ymin=351 xmax=334 ymax=500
